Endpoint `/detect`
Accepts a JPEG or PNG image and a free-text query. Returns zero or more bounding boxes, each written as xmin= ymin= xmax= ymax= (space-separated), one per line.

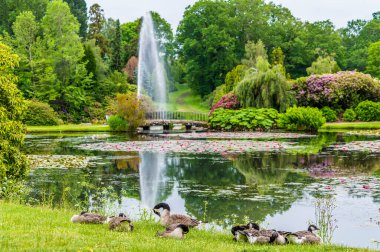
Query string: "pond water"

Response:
xmin=23 ymin=132 xmax=380 ymax=249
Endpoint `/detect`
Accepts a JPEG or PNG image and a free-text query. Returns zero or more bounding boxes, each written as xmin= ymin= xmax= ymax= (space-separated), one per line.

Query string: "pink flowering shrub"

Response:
xmin=293 ymin=71 xmax=380 ymax=109
xmin=209 ymin=92 xmax=240 ymax=115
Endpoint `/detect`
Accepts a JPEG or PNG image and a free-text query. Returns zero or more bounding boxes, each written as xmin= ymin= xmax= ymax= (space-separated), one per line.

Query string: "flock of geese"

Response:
xmin=71 ymin=202 xmax=322 ymax=245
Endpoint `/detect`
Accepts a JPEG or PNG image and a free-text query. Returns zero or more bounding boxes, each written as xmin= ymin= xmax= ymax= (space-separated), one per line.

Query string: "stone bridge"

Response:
xmin=141 ymin=111 xmax=209 ymax=130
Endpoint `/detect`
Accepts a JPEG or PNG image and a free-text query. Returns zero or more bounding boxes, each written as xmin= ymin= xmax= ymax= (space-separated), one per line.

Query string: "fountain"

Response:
xmin=137 ymin=12 xmax=167 ymax=110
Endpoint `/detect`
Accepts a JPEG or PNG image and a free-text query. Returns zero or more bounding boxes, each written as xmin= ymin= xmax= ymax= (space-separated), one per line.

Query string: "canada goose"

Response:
xmin=153 ymin=203 xmax=201 ymax=227
xmin=70 ymin=211 xmax=107 ymax=224
xmin=156 ymin=224 xmax=189 ymax=239
xmin=289 ymin=224 xmax=322 ymax=244
xmin=237 ymin=228 xmax=279 ymax=244
xmin=108 ymin=213 xmax=134 ymax=232
xmin=231 ymin=223 xmax=260 ymax=241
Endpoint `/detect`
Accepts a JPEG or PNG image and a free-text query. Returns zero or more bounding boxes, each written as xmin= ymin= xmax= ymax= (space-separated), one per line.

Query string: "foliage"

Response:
xmin=321 ymin=107 xmax=338 ymax=122
xmin=115 ymin=93 xmax=146 ymax=130
xmin=278 ymin=106 xmax=326 ymax=132
xmin=107 ymin=115 xmax=128 ymax=131
xmin=224 ymin=65 xmax=247 ymax=93
xmin=235 ymin=57 xmax=291 ymax=112
xmin=209 ymin=108 xmax=279 ymax=131
xmin=110 ymin=19 xmax=122 ymax=71
xmin=210 ymin=92 xmax=240 ymax=115
xmin=124 ymin=56 xmax=138 ymax=83
xmin=306 ymin=56 xmax=340 ymax=75
xmin=88 ymin=3 xmax=107 ymax=58
xmin=294 ymin=71 xmax=380 ymax=110
xmin=120 ymin=18 xmax=141 ymax=63
xmin=242 ymin=40 xmax=267 ymax=68
xmin=0 ymin=43 xmax=28 ymax=181
xmin=23 ymin=100 xmax=63 ymax=126
xmin=211 ymin=85 xmax=227 ymax=107
xmin=63 ymin=0 xmax=88 ymax=38
xmin=176 ymin=0 xmax=238 ymax=96
xmin=355 ymin=100 xmax=380 ymax=122
xmin=86 ymin=102 xmax=105 ymax=124
xmin=343 ymin=109 xmax=356 ymax=122
xmin=366 ymin=41 xmax=380 ymax=79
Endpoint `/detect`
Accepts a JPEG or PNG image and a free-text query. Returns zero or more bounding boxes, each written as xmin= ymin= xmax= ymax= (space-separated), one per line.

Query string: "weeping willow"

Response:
xmin=235 ymin=57 xmax=290 ymax=112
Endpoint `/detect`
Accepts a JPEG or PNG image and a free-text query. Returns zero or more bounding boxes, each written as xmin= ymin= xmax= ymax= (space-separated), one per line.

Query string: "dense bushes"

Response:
xmin=355 ymin=101 xmax=380 ymax=121
xmin=321 ymin=107 xmax=337 ymax=122
xmin=210 ymin=92 xmax=240 ymax=115
xmin=278 ymin=106 xmax=326 ymax=132
xmin=293 ymin=71 xmax=380 ymax=110
xmin=107 ymin=115 xmax=128 ymax=131
xmin=23 ymin=100 xmax=63 ymax=126
xmin=343 ymin=109 xmax=356 ymax=122
xmin=209 ymin=108 xmax=279 ymax=131
xmin=0 ymin=43 xmax=28 ymax=181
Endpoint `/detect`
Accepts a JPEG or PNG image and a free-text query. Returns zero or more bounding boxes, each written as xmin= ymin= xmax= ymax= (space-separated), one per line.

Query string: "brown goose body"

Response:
xmin=71 ymin=212 xmax=107 ymax=224
xmin=153 ymin=203 xmax=201 ymax=228
xmin=156 ymin=224 xmax=189 ymax=239
xmin=289 ymin=225 xmax=322 ymax=244
xmin=108 ymin=214 xmax=133 ymax=232
xmin=238 ymin=228 xmax=279 ymax=244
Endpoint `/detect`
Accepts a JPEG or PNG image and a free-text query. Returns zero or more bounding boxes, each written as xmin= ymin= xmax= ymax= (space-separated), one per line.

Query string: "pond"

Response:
xmin=23 ymin=131 xmax=380 ymax=249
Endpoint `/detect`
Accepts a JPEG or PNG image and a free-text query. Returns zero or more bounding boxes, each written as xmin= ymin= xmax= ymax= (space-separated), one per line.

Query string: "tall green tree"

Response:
xmin=12 ymin=11 xmax=38 ymax=95
xmin=177 ymin=0 xmax=238 ymax=96
xmin=366 ymin=41 xmax=380 ymax=78
xmin=0 ymin=42 xmax=28 ymax=181
xmin=110 ymin=19 xmax=122 ymax=71
xmin=88 ymin=3 xmax=107 ymax=57
xmin=121 ymin=18 xmax=141 ymax=64
xmin=63 ymin=0 xmax=88 ymax=38
xmin=242 ymin=40 xmax=267 ymax=68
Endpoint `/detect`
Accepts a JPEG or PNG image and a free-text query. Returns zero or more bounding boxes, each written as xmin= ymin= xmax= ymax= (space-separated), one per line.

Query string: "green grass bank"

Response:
xmin=320 ymin=121 xmax=380 ymax=131
xmin=27 ymin=124 xmax=111 ymax=133
xmin=0 ymin=202 xmax=372 ymax=252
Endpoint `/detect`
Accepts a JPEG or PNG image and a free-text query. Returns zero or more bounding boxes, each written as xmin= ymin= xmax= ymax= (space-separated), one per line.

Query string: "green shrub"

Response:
xmin=355 ymin=100 xmax=380 ymax=121
xmin=343 ymin=109 xmax=356 ymax=122
xmin=107 ymin=115 xmax=128 ymax=131
xmin=278 ymin=106 xmax=326 ymax=132
xmin=23 ymin=100 xmax=63 ymax=126
xmin=209 ymin=108 xmax=279 ymax=131
xmin=321 ymin=107 xmax=337 ymax=122
xmin=87 ymin=102 xmax=105 ymax=124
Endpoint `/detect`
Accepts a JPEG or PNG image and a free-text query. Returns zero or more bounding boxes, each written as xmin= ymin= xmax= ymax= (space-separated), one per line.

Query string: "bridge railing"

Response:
xmin=145 ymin=111 xmax=209 ymax=122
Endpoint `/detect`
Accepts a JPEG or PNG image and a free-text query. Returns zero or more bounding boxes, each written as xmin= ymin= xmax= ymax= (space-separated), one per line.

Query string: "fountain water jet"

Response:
xmin=137 ymin=12 xmax=167 ymax=110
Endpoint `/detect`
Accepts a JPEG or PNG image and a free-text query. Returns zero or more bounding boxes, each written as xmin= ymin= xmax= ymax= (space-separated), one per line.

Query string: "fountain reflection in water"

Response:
xmin=137 ymin=12 xmax=167 ymax=110
xmin=139 ymin=152 xmax=167 ymax=207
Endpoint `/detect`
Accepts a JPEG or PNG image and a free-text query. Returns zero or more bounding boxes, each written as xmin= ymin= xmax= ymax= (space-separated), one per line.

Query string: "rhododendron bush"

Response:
xmin=209 ymin=92 xmax=240 ymax=115
xmin=293 ymin=71 xmax=380 ymax=109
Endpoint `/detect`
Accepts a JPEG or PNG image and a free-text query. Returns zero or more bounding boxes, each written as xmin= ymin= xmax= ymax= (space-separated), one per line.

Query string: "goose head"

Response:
xmin=308 ymin=224 xmax=319 ymax=233
xmin=119 ymin=213 xmax=127 ymax=218
xmin=246 ymin=222 xmax=260 ymax=230
xmin=153 ymin=203 xmax=170 ymax=216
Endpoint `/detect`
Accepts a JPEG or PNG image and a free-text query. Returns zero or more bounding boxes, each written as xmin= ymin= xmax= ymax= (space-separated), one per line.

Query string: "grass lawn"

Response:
xmin=27 ymin=124 xmax=111 ymax=133
xmin=165 ymin=83 xmax=209 ymax=113
xmin=320 ymin=121 xmax=380 ymax=131
xmin=0 ymin=202 xmax=372 ymax=252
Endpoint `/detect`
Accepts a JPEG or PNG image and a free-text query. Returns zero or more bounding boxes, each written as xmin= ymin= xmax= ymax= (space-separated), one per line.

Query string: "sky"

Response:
xmin=85 ymin=0 xmax=379 ymax=31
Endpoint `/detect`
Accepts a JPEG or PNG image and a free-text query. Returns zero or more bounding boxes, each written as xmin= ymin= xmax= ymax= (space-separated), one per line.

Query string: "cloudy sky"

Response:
xmin=85 ymin=0 xmax=379 ymax=31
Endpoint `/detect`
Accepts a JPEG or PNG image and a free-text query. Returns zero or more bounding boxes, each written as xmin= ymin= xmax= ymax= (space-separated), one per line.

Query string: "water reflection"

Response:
xmin=23 ymin=133 xmax=380 ymax=249
xmin=139 ymin=152 xmax=168 ymax=207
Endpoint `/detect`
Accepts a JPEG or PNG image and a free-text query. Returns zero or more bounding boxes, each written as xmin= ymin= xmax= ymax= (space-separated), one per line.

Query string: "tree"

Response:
xmin=177 ymin=0 xmax=238 ymax=96
xmin=124 ymin=56 xmax=138 ymax=83
xmin=306 ymin=56 xmax=340 ymax=75
xmin=242 ymin=40 xmax=267 ymax=68
xmin=110 ymin=19 xmax=122 ymax=71
xmin=0 ymin=0 xmax=47 ymax=34
xmin=271 ymin=47 xmax=285 ymax=66
xmin=88 ymin=3 xmax=107 ymax=57
xmin=63 ymin=0 xmax=88 ymax=38
xmin=12 ymin=11 xmax=38 ymax=94
xmin=235 ymin=57 xmax=290 ymax=112
xmin=0 ymin=43 xmax=28 ymax=181
xmin=121 ymin=19 xmax=141 ymax=63
xmin=366 ymin=41 xmax=380 ymax=78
